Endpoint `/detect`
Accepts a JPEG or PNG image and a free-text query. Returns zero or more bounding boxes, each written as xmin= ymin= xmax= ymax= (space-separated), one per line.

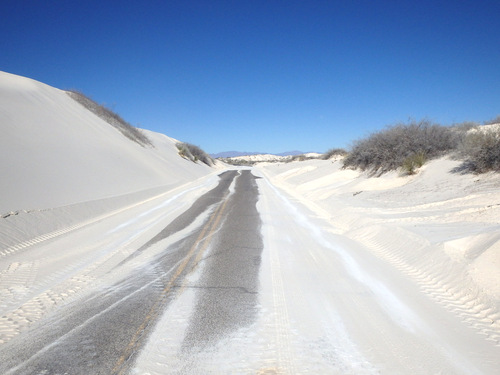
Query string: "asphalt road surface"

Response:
xmin=0 ymin=170 xmax=264 ymax=374
xmin=0 ymin=169 xmax=499 ymax=374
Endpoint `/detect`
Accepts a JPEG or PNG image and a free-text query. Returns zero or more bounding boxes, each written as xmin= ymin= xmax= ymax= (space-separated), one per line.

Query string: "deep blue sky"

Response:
xmin=2 ymin=1 xmax=499 ymax=154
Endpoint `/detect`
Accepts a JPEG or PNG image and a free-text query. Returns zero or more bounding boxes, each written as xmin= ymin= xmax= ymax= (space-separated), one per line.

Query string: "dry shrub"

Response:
xmin=459 ymin=126 xmax=500 ymax=172
xmin=67 ymin=90 xmax=152 ymax=147
xmin=176 ymin=142 xmax=213 ymax=166
xmin=343 ymin=120 xmax=458 ymax=174
xmin=322 ymin=148 xmax=347 ymax=160
xmin=484 ymin=115 xmax=500 ymax=125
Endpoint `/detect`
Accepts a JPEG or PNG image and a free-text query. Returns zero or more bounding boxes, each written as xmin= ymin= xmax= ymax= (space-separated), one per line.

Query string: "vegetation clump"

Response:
xmin=176 ymin=142 xmax=213 ymax=166
xmin=220 ymin=158 xmax=255 ymax=166
xmin=401 ymin=151 xmax=427 ymax=175
xmin=459 ymin=126 xmax=500 ymax=173
xmin=484 ymin=115 xmax=500 ymax=125
xmin=289 ymin=154 xmax=307 ymax=162
xmin=67 ymin=90 xmax=152 ymax=147
xmin=322 ymin=148 xmax=348 ymax=160
xmin=343 ymin=120 xmax=458 ymax=175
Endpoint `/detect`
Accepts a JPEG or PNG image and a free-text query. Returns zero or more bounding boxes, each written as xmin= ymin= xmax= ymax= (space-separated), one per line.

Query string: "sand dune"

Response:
xmin=0 ymin=71 xmax=220 ymax=250
xmin=0 ymin=71 xmax=216 ymax=214
xmin=257 ymin=158 xmax=500 ymax=340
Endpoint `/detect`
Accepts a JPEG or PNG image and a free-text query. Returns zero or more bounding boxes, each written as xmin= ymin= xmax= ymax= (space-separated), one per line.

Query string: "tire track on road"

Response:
xmin=0 ymin=171 xmax=239 ymax=375
xmin=112 ymin=195 xmax=231 ymax=375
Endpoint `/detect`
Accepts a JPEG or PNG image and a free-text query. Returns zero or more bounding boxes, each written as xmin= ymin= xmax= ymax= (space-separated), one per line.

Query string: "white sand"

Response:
xmin=257 ymin=157 xmax=500 ymax=326
xmin=0 ymin=71 xmax=224 ymax=348
xmin=0 ymin=70 xmax=220 ymax=214
xmin=133 ymin=162 xmax=500 ymax=374
xmin=1 ymin=71 xmax=499 ymax=372
xmin=0 ymin=70 xmax=223 ymax=248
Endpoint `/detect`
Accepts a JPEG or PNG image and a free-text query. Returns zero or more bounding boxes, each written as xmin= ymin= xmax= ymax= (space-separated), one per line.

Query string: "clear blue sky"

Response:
xmin=2 ymin=0 xmax=499 ymax=154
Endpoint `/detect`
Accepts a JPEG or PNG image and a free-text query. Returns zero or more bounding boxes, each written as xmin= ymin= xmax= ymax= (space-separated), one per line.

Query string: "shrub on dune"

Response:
xmin=484 ymin=115 xmax=500 ymax=125
xmin=343 ymin=120 xmax=458 ymax=175
xmin=322 ymin=148 xmax=348 ymax=160
xmin=67 ymin=90 xmax=152 ymax=147
xmin=401 ymin=151 xmax=427 ymax=175
xmin=459 ymin=125 xmax=500 ymax=173
xmin=176 ymin=142 xmax=213 ymax=166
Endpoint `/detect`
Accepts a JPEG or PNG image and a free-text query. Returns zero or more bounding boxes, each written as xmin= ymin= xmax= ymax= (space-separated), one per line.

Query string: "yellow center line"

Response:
xmin=192 ymin=198 xmax=229 ymax=269
xmin=112 ymin=195 xmax=230 ymax=374
xmin=175 ymin=197 xmax=230 ymax=297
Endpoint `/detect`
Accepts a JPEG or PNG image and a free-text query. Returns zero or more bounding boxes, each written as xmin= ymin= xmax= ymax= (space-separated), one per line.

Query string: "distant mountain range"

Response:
xmin=211 ymin=150 xmax=310 ymax=158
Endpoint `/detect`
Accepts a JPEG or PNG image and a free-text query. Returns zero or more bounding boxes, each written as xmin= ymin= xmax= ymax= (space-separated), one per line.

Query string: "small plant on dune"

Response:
xmin=176 ymin=142 xmax=213 ymax=166
xmin=290 ymin=154 xmax=307 ymax=162
xmin=401 ymin=151 xmax=427 ymax=175
xmin=176 ymin=143 xmax=190 ymax=159
xmin=66 ymin=90 xmax=152 ymax=147
xmin=322 ymin=148 xmax=348 ymax=160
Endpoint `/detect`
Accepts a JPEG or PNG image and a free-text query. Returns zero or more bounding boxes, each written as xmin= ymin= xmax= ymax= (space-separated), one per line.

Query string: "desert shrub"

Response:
xmin=452 ymin=121 xmax=479 ymax=132
xmin=221 ymin=158 xmax=255 ymax=166
xmin=484 ymin=115 xmax=500 ymax=125
xmin=459 ymin=127 xmax=500 ymax=172
xmin=66 ymin=90 xmax=152 ymax=147
xmin=290 ymin=154 xmax=317 ymax=162
xmin=176 ymin=143 xmax=190 ymax=159
xmin=176 ymin=142 xmax=213 ymax=166
xmin=290 ymin=154 xmax=306 ymax=162
xmin=450 ymin=121 xmax=479 ymax=146
xmin=343 ymin=119 xmax=458 ymax=174
xmin=322 ymin=148 xmax=347 ymax=160
xmin=401 ymin=151 xmax=427 ymax=175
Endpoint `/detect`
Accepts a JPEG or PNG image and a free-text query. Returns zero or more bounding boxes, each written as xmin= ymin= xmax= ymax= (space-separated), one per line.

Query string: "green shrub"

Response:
xmin=67 ymin=90 xmax=152 ymax=147
xmin=401 ymin=151 xmax=427 ymax=175
xmin=343 ymin=119 xmax=458 ymax=174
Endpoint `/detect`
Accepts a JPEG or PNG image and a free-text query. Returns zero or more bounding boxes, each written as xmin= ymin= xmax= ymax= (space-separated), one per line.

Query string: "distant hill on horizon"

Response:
xmin=211 ymin=150 xmax=311 ymax=158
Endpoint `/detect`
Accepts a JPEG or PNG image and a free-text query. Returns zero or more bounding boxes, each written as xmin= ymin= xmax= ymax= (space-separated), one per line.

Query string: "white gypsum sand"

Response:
xmin=256 ymin=158 xmax=500 ymax=337
xmin=0 ymin=71 xmax=221 ymax=344
xmin=0 ymin=70 xmax=223 ymax=247
xmin=1 ymin=71 xmax=499 ymax=373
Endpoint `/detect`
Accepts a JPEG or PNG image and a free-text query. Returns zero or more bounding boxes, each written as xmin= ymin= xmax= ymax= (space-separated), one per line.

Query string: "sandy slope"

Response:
xmin=257 ymin=158 xmax=500 ymax=341
xmin=0 ymin=71 xmax=221 ymax=249
xmin=0 ymin=71 xmax=225 ymax=358
xmin=131 ymin=167 xmax=499 ymax=374
xmin=0 ymin=70 xmax=217 ymax=214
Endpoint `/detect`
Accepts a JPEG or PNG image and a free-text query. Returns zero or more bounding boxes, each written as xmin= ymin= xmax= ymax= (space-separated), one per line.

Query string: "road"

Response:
xmin=0 ymin=169 xmax=499 ymax=374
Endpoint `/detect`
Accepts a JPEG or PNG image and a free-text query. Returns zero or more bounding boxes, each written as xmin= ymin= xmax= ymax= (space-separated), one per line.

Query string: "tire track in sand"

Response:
xmin=349 ymin=225 xmax=500 ymax=347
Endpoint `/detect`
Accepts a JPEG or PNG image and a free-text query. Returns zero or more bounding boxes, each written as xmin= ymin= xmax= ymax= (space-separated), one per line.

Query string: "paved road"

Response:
xmin=0 ymin=170 xmax=263 ymax=374
xmin=0 ymin=169 xmax=499 ymax=374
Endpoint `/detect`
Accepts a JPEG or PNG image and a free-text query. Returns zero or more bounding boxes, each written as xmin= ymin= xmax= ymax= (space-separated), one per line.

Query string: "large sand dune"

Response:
xmin=0 ymin=71 xmax=215 ymax=214
xmin=0 ymin=71 xmax=219 ymax=250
